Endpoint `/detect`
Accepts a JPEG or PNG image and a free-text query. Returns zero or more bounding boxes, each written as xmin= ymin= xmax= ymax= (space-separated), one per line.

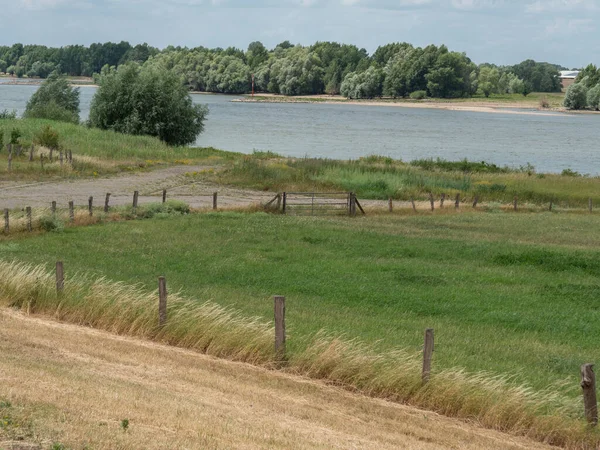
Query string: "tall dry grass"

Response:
xmin=0 ymin=260 xmax=597 ymax=448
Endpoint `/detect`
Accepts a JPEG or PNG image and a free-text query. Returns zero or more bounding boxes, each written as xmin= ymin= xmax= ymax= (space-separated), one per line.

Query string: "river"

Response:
xmin=0 ymin=83 xmax=598 ymax=175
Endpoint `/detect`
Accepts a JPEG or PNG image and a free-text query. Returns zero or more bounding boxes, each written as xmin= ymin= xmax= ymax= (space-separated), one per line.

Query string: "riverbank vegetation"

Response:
xmin=564 ymin=64 xmax=600 ymax=110
xmin=1 ymin=41 xmax=566 ymax=100
xmin=2 ymin=211 xmax=600 ymax=447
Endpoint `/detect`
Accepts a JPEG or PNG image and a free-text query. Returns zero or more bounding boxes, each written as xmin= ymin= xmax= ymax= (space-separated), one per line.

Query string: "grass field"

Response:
xmin=1 ymin=211 xmax=598 ymax=395
xmin=208 ymin=154 xmax=600 ymax=207
xmin=0 ymin=118 xmax=237 ymax=179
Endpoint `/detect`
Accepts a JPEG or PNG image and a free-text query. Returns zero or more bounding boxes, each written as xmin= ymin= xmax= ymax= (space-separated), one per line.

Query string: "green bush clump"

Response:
xmin=24 ymin=72 xmax=80 ymax=124
xmin=138 ymin=200 xmax=190 ymax=219
xmin=9 ymin=128 xmax=22 ymax=145
xmin=409 ymin=90 xmax=427 ymax=100
xmin=34 ymin=125 xmax=60 ymax=150
xmin=39 ymin=216 xmax=64 ymax=233
xmin=0 ymin=110 xmax=17 ymax=120
xmin=411 ymin=158 xmax=510 ymax=174
xmin=561 ymin=168 xmax=581 ymax=177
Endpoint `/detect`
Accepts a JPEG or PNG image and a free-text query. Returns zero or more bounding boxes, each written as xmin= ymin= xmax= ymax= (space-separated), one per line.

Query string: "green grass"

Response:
xmin=0 ymin=118 xmax=240 ymax=179
xmin=2 ymin=211 xmax=599 ymax=399
xmin=209 ymin=155 xmax=599 ymax=207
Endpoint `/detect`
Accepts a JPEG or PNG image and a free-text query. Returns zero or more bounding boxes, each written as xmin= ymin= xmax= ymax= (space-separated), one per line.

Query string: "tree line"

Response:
xmin=1 ymin=41 xmax=564 ymax=99
xmin=563 ymin=64 xmax=600 ymax=110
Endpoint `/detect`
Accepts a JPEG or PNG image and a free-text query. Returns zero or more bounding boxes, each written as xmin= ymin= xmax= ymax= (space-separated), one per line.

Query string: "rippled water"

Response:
xmin=1 ymin=83 xmax=598 ymax=174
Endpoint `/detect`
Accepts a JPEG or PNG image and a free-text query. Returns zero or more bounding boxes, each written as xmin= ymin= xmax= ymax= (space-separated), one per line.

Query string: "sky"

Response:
xmin=0 ymin=0 xmax=598 ymax=68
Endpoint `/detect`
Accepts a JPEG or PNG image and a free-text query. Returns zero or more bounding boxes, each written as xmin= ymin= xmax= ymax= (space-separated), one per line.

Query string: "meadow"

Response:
xmin=1 ymin=211 xmax=599 ymax=397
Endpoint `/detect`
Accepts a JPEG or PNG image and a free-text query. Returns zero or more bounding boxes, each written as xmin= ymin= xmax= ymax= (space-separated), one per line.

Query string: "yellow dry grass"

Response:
xmin=0 ymin=310 xmax=556 ymax=450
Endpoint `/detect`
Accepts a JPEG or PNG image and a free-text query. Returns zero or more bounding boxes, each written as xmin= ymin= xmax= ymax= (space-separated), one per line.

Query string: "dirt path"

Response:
xmin=0 ymin=165 xmax=278 ymax=210
xmin=0 ymin=310 xmax=555 ymax=450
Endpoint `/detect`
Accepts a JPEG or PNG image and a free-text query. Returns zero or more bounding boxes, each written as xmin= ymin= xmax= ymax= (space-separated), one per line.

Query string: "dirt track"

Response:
xmin=0 ymin=165 xmax=277 ymax=210
xmin=0 ymin=310 xmax=555 ymax=450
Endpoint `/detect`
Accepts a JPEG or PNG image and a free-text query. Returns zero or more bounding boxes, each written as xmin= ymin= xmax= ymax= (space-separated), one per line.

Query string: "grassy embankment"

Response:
xmin=0 ymin=118 xmax=236 ymax=180
xmin=204 ymin=153 xmax=599 ymax=208
xmin=1 ymin=211 xmax=600 ymax=447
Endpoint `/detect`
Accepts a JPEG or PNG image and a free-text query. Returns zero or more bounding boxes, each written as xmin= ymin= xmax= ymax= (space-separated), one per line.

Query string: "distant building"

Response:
xmin=559 ymin=70 xmax=580 ymax=89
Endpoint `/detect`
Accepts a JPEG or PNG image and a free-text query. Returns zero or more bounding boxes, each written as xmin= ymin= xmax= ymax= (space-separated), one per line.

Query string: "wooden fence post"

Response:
xmin=40 ymin=154 xmax=44 ymax=170
xmin=410 ymin=197 xmax=416 ymax=212
xmin=350 ymin=192 xmax=357 ymax=217
xmin=581 ymin=364 xmax=598 ymax=426
xmin=455 ymin=194 xmax=460 ymax=209
xmin=51 ymin=201 xmax=56 ymax=217
xmin=49 ymin=148 xmax=53 ymax=162
xmin=7 ymin=149 xmax=12 ymax=172
xmin=133 ymin=191 xmax=139 ymax=212
xmin=56 ymin=261 xmax=64 ymax=293
xmin=29 ymin=145 xmax=34 ymax=162
xmin=68 ymin=150 xmax=73 ymax=164
xmin=513 ymin=196 xmax=518 ymax=211
xmin=59 ymin=151 xmax=63 ymax=167
xmin=389 ymin=198 xmax=393 ymax=213
xmin=590 ymin=198 xmax=593 ymax=213
xmin=104 ymin=193 xmax=111 ymax=213
xmin=274 ymin=295 xmax=286 ymax=359
xmin=3 ymin=209 xmax=8 ymax=234
xmin=276 ymin=193 xmax=282 ymax=211
xmin=213 ymin=192 xmax=218 ymax=210
xmin=158 ymin=276 xmax=167 ymax=327
xmin=162 ymin=189 xmax=167 ymax=204
xmin=440 ymin=193 xmax=445 ymax=209
xmin=68 ymin=201 xmax=74 ymax=222
xmin=88 ymin=196 xmax=93 ymax=217
xmin=282 ymin=192 xmax=287 ymax=214
xmin=472 ymin=196 xmax=479 ymax=208
xmin=422 ymin=328 xmax=434 ymax=384
xmin=549 ymin=200 xmax=553 ymax=212
xmin=429 ymin=193 xmax=434 ymax=211
xmin=26 ymin=207 xmax=32 ymax=232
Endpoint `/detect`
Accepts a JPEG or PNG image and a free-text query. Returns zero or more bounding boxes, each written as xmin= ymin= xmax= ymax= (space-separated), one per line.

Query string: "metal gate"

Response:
xmin=281 ymin=192 xmax=361 ymax=216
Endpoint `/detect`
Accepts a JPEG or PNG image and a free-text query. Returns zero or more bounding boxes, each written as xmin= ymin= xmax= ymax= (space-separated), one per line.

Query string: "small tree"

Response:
xmin=563 ymin=83 xmax=588 ymax=110
xmin=587 ymin=84 xmax=600 ymax=110
xmin=478 ymin=66 xmax=500 ymax=98
xmin=24 ymin=72 xmax=80 ymax=123
xmin=89 ymin=63 xmax=209 ymax=146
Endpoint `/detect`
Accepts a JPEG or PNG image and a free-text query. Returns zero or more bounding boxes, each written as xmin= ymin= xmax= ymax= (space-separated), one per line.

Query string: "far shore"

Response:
xmin=232 ymin=94 xmax=578 ymax=117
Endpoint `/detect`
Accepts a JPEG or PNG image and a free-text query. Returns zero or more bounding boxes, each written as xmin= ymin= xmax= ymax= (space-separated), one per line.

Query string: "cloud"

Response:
xmin=525 ymin=0 xmax=598 ymax=13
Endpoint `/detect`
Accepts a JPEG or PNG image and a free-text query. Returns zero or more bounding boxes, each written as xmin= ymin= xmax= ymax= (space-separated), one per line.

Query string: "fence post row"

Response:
xmin=422 ymin=328 xmax=434 ymax=384
xmin=26 ymin=207 xmax=32 ymax=232
xmin=56 ymin=261 xmax=64 ymax=293
xmin=158 ymin=276 xmax=167 ymax=327
xmin=581 ymin=363 xmax=598 ymax=426
xmin=104 ymin=193 xmax=111 ymax=213
xmin=274 ymin=295 xmax=286 ymax=359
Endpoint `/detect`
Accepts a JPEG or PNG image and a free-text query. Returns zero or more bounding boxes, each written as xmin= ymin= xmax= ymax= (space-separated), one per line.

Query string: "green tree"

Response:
xmin=24 ymin=71 xmax=80 ymax=123
xmin=563 ymin=82 xmax=588 ymax=110
xmin=89 ymin=63 xmax=208 ymax=146
xmin=477 ymin=66 xmax=500 ymax=97
xmin=340 ymin=66 xmax=384 ymax=99
xmin=586 ymin=84 xmax=600 ymax=110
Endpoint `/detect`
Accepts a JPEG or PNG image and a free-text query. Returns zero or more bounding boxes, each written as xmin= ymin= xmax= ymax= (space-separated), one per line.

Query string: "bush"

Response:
xmin=35 ymin=125 xmax=60 ymax=150
xmin=539 ymin=96 xmax=550 ymax=109
xmin=563 ymin=83 xmax=588 ymax=110
xmin=586 ymin=84 xmax=600 ymax=110
xmin=10 ymin=128 xmax=21 ymax=145
xmin=409 ymin=90 xmax=427 ymax=100
xmin=561 ymin=168 xmax=581 ymax=177
xmin=0 ymin=110 xmax=17 ymax=120
xmin=137 ymin=200 xmax=190 ymax=219
xmin=39 ymin=216 xmax=64 ymax=232
xmin=24 ymin=72 xmax=79 ymax=124
xmin=89 ymin=63 xmax=208 ymax=146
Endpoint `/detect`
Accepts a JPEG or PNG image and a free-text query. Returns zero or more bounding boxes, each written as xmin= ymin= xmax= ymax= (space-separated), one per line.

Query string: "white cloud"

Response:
xmin=526 ymin=0 xmax=598 ymax=13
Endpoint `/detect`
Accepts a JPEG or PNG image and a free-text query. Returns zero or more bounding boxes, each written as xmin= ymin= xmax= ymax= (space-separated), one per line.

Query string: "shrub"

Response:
xmin=34 ymin=125 xmax=60 ymax=150
xmin=10 ymin=128 xmax=21 ymax=145
xmin=409 ymin=90 xmax=427 ymax=100
xmin=561 ymin=168 xmax=581 ymax=177
xmin=89 ymin=63 xmax=208 ymax=146
xmin=138 ymin=200 xmax=190 ymax=218
xmin=0 ymin=109 xmax=17 ymax=119
xmin=39 ymin=216 xmax=64 ymax=232
xmin=563 ymin=82 xmax=588 ymax=110
xmin=539 ymin=96 xmax=550 ymax=109
xmin=586 ymin=84 xmax=600 ymax=111
xmin=24 ymin=72 xmax=80 ymax=124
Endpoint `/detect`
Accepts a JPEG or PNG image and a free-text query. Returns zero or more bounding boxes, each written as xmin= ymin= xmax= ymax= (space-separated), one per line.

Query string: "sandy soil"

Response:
xmin=236 ymin=94 xmax=572 ymax=117
xmin=0 ymin=309 xmax=556 ymax=450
